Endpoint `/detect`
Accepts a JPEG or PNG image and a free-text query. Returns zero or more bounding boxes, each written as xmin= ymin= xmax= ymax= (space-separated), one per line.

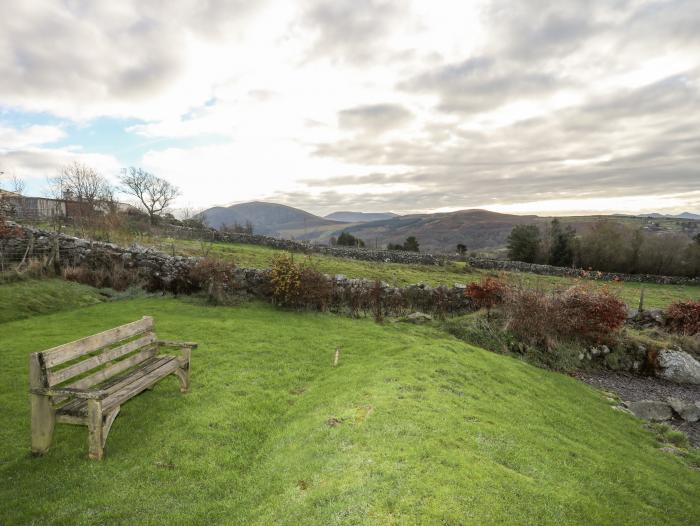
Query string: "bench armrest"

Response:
xmin=30 ymin=387 xmax=109 ymax=400
xmin=157 ymin=340 xmax=198 ymax=349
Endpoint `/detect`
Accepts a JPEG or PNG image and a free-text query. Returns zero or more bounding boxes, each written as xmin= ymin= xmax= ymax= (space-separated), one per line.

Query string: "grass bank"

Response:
xmin=0 ymin=278 xmax=108 ymax=324
xmin=1 ymin=295 xmax=698 ymax=524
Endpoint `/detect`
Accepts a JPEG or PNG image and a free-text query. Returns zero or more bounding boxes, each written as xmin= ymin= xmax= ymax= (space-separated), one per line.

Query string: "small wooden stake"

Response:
xmin=333 ymin=348 xmax=340 ymax=367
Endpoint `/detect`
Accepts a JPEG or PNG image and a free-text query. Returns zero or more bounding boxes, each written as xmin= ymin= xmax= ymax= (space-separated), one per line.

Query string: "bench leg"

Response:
xmin=102 ymin=407 xmax=120 ymax=448
xmin=174 ymin=366 xmax=190 ymax=393
xmin=175 ymin=348 xmax=191 ymax=393
xmin=30 ymin=394 xmax=55 ymax=456
xmin=87 ymin=399 xmax=104 ymax=460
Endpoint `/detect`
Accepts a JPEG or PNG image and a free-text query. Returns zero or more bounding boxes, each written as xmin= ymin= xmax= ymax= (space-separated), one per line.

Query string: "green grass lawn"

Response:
xmin=0 ymin=278 xmax=108 ymax=324
xmin=158 ymin=238 xmax=700 ymax=309
xmin=1 ymin=295 xmax=698 ymax=525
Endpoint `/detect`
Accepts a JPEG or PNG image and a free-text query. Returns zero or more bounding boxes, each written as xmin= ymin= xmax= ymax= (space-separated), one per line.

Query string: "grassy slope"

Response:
xmin=0 ymin=278 xmax=107 ymax=324
xmin=164 ymin=238 xmax=700 ymax=309
xmin=1 ymin=297 xmax=698 ymax=525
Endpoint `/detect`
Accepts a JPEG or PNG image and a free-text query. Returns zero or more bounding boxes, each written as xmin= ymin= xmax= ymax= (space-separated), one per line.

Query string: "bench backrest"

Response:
xmin=29 ymin=317 xmax=158 ymax=393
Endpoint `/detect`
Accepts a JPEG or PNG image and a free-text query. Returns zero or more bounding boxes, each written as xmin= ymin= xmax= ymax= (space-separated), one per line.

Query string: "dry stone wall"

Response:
xmin=0 ymin=223 xmax=474 ymax=315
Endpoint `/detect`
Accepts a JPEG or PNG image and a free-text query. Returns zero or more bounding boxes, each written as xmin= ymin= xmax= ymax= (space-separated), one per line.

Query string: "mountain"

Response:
xmin=325 ymin=211 xmax=398 ymax=223
xmin=199 ymin=201 xmax=344 ymax=237
xmin=318 ymin=209 xmax=542 ymax=252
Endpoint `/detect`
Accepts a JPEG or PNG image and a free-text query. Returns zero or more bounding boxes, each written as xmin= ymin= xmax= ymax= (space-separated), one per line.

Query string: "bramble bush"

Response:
xmin=665 ymin=300 xmax=700 ymax=335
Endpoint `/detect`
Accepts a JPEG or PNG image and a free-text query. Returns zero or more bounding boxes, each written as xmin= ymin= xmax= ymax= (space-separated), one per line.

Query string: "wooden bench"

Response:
xmin=29 ymin=316 xmax=197 ymax=460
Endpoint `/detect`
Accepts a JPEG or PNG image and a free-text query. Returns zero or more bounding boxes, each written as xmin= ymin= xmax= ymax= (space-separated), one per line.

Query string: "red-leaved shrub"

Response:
xmin=666 ymin=300 xmax=700 ymax=335
xmin=503 ymin=284 xmax=627 ymax=347
xmin=557 ymin=285 xmax=627 ymax=343
xmin=465 ymin=277 xmax=507 ymax=316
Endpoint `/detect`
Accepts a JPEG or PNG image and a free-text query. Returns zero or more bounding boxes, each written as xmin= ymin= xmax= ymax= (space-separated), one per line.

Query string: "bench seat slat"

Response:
xmin=48 ymin=333 xmax=157 ymax=387
xmin=57 ymin=356 xmax=178 ymax=417
xmin=42 ymin=317 xmax=154 ymax=368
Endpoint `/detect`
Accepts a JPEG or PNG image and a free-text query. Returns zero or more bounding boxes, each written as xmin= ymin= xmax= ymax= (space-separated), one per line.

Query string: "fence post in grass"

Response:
xmin=638 ymin=284 xmax=645 ymax=314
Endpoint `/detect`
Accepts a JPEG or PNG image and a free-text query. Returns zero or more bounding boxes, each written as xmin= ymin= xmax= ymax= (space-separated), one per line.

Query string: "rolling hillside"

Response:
xmin=199 ymin=201 xmax=700 ymax=253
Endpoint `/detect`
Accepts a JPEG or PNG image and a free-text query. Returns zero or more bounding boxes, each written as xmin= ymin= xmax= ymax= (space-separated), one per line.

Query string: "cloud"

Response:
xmin=0 ymin=148 xmax=121 ymax=185
xmin=0 ymin=125 xmax=65 ymax=150
xmin=338 ymin=104 xmax=413 ymax=134
xmin=0 ymin=0 xmax=268 ymax=119
xmin=400 ymin=56 xmax=559 ymax=114
xmin=301 ymin=0 xmax=403 ymax=64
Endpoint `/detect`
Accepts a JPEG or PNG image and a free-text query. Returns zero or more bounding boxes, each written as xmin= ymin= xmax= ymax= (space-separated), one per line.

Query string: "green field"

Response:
xmin=1 ymin=291 xmax=698 ymax=525
xmin=156 ymin=238 xmax=700 ymax=309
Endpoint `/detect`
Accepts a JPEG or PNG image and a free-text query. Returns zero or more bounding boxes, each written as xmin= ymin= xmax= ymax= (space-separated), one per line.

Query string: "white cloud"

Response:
xmin=0 ymin=125 xmax=65 ymax=150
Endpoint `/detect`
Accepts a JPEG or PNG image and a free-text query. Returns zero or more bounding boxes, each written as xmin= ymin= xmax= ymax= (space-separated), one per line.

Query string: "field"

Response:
xmin=154 ymin=238 xmax=700 ymax=309
xmin=1 ymin=288 xmax=698 ymax=525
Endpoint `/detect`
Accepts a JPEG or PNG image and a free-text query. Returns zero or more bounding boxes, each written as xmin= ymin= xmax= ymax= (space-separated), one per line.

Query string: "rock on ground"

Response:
xmin=625 ymin=400 xmax=673 ymax=421
xmin=657 ymin=349 xmax=700 ymax=385
xmin=667 ymin=398 xmax=700 ymax=423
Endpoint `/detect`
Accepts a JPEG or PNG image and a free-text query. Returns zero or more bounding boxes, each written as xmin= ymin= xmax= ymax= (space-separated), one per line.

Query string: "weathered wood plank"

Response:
xmin=57 ymin=356 xmax=175 ymax=415
xmin=42 ymin=316 xmax=154 ymax=368
xmin=100 ymin=359 xmax=180 ymax=413
xmin=48 ymin=333 xmax=156 ymax=386
xmin=66 ymin=346 xmax=158 ymax=391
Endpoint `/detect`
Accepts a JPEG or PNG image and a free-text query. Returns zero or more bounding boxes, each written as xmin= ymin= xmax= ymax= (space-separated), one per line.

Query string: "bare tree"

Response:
xmin=120 ymin=167 xmax=180 ymax=225
xmin=50 ymin=161 xmax=112 ymax=204
xmin=10 ymin=174 xmax=25 ymax=195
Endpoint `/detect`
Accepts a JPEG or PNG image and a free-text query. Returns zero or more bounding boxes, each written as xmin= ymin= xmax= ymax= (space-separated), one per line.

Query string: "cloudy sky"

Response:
xmin=1 ymin=0 xmax=699 ymax=216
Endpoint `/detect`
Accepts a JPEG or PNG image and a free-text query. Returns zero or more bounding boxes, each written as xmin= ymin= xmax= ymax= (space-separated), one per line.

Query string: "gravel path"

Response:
xmin=572 ymin=370 xmax=700 ymax=447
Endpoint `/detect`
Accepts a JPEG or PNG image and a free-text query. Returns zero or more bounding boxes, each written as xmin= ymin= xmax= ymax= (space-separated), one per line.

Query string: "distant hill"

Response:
xmin=644 ymin=212 xmax=700 ymax=220
xmin=199 ymin=201 xmax=343 ymax=237
xmin=325 ymin=211 xmax=398 ymax=223
xmin=325 ymin=209 xmax=542 ymax=252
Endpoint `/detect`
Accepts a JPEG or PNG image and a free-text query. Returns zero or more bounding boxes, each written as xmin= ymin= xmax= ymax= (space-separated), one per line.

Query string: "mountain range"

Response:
xmin=644 ymin=212 xmax=700 ymax=220
xmin=198 ymin=201 xmax=700 ymax=253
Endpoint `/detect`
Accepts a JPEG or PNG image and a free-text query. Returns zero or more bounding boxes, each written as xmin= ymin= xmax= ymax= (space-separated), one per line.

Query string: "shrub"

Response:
xmin=188 ymin=257 xmax=238 ymax=304
xmin=270 ymin=253 xmax=302 ymax=307
xmin=298 ymin=265 xmax=332 ymax=311
xmin=665 ymin=300 xmax=700 ymax=335
xmin=465 ymin=277 xmax=507 ymax=316
xmin=557 ymin=285 xmax=627 ymax=343
xmin=503 ymin=284 xmax=627 ymax=348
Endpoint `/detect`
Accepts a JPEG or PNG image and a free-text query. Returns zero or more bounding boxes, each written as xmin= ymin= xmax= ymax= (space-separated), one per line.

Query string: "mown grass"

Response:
xmin=1 ymin=295 xmax=698 ymax=525
xmin=157 ymin=238 xmax=700 ymax=309
xmin=0 ymin=277 xmax=108 ymax=324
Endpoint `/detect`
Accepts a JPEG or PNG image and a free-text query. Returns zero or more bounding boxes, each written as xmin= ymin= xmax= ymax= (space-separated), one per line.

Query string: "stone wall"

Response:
xmin=0 ymin=223 xmax=473 ymax=315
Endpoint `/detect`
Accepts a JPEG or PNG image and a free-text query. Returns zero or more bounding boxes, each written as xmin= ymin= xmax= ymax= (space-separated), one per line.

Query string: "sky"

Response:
xmin=1 ymin=0 xmax=699 ymax=217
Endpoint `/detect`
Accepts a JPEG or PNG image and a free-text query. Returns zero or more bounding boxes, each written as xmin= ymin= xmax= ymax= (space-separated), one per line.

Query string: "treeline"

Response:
xmin=507 ymin=219 xmax=700 ymax=277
